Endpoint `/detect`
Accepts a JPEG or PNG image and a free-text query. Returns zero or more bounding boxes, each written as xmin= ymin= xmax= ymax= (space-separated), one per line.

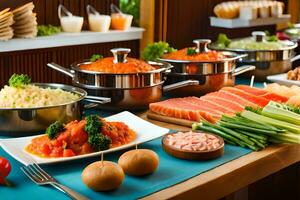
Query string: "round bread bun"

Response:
xmin=118 ymin=149 xmax=159 ymax=176
xmin=214 ymin=3 xmax=239 ymax=19
xmin=82 ymin=161 xmax=125 ymax=191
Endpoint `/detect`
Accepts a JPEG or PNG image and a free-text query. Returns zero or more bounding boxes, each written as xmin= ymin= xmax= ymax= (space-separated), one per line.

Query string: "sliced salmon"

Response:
xmin=221 ymin=87 xmax=269 ymax=107
xmin=183 ymin=96 xmax=236 ymax=114
xmin=235 ymin=85 xmax=288 ymax=103
xmin=149 ymin=99 xmax=219 ymax=123
xmin=205 ymin=90 xmax=258 ymax=108
xmin=201 ymin=95 xmax=245 ymax=112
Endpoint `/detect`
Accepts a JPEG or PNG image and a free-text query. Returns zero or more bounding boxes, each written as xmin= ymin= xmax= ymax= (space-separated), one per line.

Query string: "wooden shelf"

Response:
xmin=210 ymin=14 xmax=291 ymax=28
xmin=0 ymin=27 xmax=144 ymax=53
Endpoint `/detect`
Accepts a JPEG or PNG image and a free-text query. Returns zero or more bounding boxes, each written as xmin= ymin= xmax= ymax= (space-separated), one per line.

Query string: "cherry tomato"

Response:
xmin=0 ymin=156 xmax=12 ymax=186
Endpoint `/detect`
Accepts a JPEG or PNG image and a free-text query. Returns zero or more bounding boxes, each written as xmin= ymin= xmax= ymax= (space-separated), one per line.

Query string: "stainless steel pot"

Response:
xmin=159 ymin=39 xmax=256 ymax=97
xmin=47 ymin=48 xmax=199 ymax=110
xmin=209 ymin=31 xmax=300 ymax=81
xmin=0 ymin=83 xmax=105 ymax=136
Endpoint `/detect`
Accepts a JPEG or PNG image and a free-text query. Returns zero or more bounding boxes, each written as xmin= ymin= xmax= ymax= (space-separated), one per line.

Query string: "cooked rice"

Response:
xmin=0 ymin=84 xmax=79 ymax=108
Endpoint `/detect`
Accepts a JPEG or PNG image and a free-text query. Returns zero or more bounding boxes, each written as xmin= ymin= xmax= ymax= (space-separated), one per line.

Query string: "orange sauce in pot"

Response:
xmin=163 ymin=48 xmax=225 ymax=61
xmin=25 ymin=119 xmax=136 ymax=158
xmin=80 ymin=57 xmax=155 ymax=73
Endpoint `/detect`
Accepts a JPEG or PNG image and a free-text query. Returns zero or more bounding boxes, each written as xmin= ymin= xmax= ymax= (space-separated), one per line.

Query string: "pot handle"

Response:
xmin=291 ymin=54 xmax=300 ymax=63
xmin=163 ymin=80 xmax=199 ymax=92
xmin=232 ymin=65 xmax=256 ymax=76
xmin=84 ymin=95 xmax=111 ymax=104
xmin=47 ymin=62 xmax=75 ymax=78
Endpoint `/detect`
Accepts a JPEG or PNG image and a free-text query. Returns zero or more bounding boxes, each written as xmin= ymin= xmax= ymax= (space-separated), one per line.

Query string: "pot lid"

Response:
xmin=209 ymin=31 xmax=297 ymax=52
xmin=159 ymin=39 xmax=247 ymax=64
xmin=71 ymin=48 xmax=173 ymax=75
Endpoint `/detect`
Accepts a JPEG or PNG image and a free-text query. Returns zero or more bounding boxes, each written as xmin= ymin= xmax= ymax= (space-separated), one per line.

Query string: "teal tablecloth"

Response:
xmin=0 ymin=78 xmax=257 ymax=200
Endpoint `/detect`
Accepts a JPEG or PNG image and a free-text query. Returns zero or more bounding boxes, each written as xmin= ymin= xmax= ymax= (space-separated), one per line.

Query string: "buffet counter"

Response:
xmin=141 ymin=113 xmax=300 ymax=200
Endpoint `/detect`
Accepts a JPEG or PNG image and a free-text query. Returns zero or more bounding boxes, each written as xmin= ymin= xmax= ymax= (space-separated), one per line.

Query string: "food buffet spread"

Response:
xmin=1 ymin=1 xmax=300 ymax=200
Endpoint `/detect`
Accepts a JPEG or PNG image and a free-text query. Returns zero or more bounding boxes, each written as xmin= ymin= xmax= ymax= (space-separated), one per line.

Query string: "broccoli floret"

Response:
xmin=142 ymin=41 xmax=176 ymax=61
xmin=85 ymin=115 xmax=102 ymax=136
xmin=88 ymin=134 xmax=111 ymax=151
xmin=84 ymin=115 xmax=111 ymax=151
xmin=8 ymin=74 xmax=31 ymax=87
xmin=46 ymin=121 xmax=65 ymax=140
xmin=90 ymin=54 xmax=103 ymax=62
xmin=186 ymin=47 xmax=197 ymax=55
xmin=216 ymin=33 xmax=231 ymax=48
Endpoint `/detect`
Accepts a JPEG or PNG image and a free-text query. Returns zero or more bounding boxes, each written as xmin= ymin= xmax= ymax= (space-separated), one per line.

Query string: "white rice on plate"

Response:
xmin=0 ymin=84 xmax=79 ymax=108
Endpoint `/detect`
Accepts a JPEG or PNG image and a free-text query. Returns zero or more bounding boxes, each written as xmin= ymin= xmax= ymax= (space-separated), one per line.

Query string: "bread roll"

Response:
xmin=82 ymin=161 xmax=125 ymax=191
xmin=118 ymin=149 xmax=159 ymax=176
xmin=214 ymin=3 xmax=239 ymax=19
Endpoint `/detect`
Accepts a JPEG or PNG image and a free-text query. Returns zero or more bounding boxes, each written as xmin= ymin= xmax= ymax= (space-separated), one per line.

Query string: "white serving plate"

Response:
xmin=267 ymin=73 xmax=300 ymax=87
xmin=210 ymin=14 xmax=290 ymax=28
xmin=0 ymin=111 xmax=169 ymax=165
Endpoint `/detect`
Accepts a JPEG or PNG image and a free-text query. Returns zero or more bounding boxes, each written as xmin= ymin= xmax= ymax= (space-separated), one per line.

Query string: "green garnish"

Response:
xmin=85 ymin=115 xmax=102 ymax=135
xmin=90 ymin=54 xmax=103 ymax=62
xmin=186 ymin=47 xmax=197 ymax=55
xmin=142 ymin=41 xmax=176 ymax=61
xmin=8 ymin=74 xmax=31 ymax=88
xmin=245 ymin=106 xmax=262 ymax=114
xmin=85 ymin=115 xmax=111 ymax=151
xmin=37 ymin=25 xmax=61 ymax=36
xmin=215 ymin=33 xmax=231 ymax=48
xmin=46 ymin=121 xmax=65 ymax=140
xmin=88 ymin=134 xmax=111 ymax=151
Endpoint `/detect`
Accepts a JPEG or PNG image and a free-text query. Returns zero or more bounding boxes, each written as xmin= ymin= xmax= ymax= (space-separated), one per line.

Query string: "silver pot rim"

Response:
xmin=158 ymin=51 xmax=247 ymax=64
xmin=0 ymin=83 xmax=87 ymax=111
xmin=209 ymin=39 xmax=298 ymax=53
xmin=70 ymin=59 xmax=173 ymax=75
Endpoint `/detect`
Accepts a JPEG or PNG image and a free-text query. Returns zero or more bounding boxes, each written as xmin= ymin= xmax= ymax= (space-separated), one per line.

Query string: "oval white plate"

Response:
xmin=0 ymin=111 xmax=169 ymax=165
xmin=267 ymin=73 xmax=300 ymax=87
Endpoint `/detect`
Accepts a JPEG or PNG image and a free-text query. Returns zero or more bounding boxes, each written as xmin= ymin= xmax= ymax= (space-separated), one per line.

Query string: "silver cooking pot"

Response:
xmin=0 ymin=83 xmax=106 ymax=136
xmin=158 ymin=39 xmax=256 ymax=97
xmin=47 ymin=48 xmax=199 ymax=110
xmin=209 ymin=31 xmax=300 ymax=81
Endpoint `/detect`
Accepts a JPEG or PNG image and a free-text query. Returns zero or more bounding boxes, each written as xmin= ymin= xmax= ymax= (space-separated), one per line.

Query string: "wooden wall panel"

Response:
xmin=0 ymin=40 xmax=140 ymax=86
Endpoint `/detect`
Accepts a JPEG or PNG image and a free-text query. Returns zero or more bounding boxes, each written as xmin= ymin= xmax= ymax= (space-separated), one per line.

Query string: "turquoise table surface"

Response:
xmin=0 ymin=78 xmax=258 ymax=200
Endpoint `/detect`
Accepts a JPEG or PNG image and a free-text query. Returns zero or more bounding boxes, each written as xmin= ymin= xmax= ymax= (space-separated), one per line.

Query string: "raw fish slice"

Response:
xmin=221 ymin=87 xmax=269 ymax=107
xmin=183 ymin=97 xmax=235 ymax=114
xmin=201 ymin=95 xmax=244 ymax=112
xmin=177 ymin=97 xmax=224 ymax=115
xmin=149 ymin=100 xmax=219 ymax=123
xmin=206 ymin=90 xmax=258 ymax=108
xmin=235 ymin=85 xmax=288 ymax=103
xmin=160 ymin=98 xmax=220 ymax=121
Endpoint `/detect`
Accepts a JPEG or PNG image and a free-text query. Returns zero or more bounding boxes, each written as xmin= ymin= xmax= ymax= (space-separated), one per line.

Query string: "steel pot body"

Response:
xmin=164 ymin=65 xmax=255 ymax=97
xmin=48 ymin=60 xmax=199 ymax=110
xmin=209 ymin=38 xmax=299 ymax=81
xmin=0 ymin=83 xmax=87 ymax=136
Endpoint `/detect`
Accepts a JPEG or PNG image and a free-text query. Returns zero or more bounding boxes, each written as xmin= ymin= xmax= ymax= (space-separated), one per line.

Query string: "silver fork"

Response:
xmin=21 ymin=163 xmax=89 ymax=200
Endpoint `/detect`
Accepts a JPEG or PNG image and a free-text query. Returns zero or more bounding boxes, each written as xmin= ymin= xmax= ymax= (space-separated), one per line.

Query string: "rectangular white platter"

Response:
xmin=267 ymin=73 xmax=300 ymax=87
xmin=210 ymin=14 xmax=290 ymax=28
xmin=0 ymin=111 xmax=169 ymax=165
